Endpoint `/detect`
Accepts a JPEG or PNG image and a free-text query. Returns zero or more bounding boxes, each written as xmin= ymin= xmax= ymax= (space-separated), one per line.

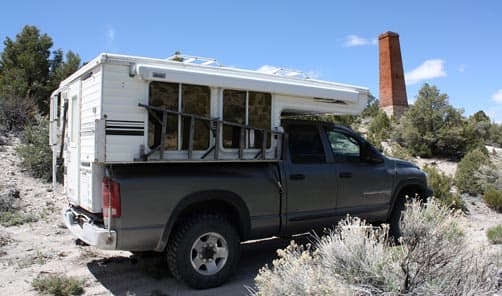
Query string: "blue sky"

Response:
xmin=2 ymin=1 xmax=502 ymax=122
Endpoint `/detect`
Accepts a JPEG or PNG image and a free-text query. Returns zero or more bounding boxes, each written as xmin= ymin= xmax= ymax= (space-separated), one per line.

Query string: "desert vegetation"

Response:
xmin=32 ymin=274 xmax=84 ymax=296
xmin=253 ymin=199 xmax=500 ymax=295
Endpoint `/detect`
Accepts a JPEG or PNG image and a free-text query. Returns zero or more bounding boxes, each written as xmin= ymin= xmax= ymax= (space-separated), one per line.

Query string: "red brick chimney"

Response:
xmin=379 ymin=31 xmax=408 ymax=118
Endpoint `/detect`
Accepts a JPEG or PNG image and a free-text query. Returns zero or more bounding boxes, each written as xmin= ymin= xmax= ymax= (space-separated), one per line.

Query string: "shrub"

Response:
xmin=483 ymin=188 xmax=502 ymax=212
xmin=367 ymin=111 xmax=391 ymax=150
xmin=423 ymin=165 xmax=463 ymax=210
xmin=0 ymin=186 xmax=38 ymax=226
xmin=486 ymin=225 xmax=502 ymax=244
xmin=0 ymin=210 xmax=38 ymax=226
xmin=253 ymin=241 xmax=351 ymax=295
xmin=253 ymin=199 xmax=499 ymax=295
xmin=455 ymin=149 xmax=491 ymax=195
xmin=488 ymin=123 xmax=502 ymax=147
xmin=32 ymin=274 xmax=84 ymax=296
xmin=385 ymin=142 xmax=413 ymax=161
xmin=16 ymin=116 xmax=52 ymax=181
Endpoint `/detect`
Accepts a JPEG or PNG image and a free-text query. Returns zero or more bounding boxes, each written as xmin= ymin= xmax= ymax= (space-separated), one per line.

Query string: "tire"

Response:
xmin=166 ymin=213 xmax=240 ymax=289
xmin=388 ymin=195 xmax=407 ymax=242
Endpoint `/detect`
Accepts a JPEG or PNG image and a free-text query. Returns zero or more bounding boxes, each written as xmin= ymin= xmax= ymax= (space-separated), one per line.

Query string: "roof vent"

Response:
xmin=166 ymin=54 xmax=220 ymax=67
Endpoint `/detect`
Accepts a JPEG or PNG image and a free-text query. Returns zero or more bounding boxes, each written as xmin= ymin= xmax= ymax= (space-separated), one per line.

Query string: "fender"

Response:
xmin=387 ymin=178 xmax=428 ymax=219
xmin=154 ymin=189 xmax=251 ymax=252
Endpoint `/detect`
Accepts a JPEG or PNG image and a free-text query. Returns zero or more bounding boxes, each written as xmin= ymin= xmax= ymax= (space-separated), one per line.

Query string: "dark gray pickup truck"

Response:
xmin=64 ymin=119 xmax=428 ymax=288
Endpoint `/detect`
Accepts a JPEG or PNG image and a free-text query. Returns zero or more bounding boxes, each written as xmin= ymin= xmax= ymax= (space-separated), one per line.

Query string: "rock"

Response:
xmin=9 ymin=189 xmax=20 ymax=199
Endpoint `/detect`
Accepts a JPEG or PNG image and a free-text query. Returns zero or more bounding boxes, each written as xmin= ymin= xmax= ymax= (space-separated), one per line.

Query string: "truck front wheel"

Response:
xmin=388 ymin=195 xmax=406 ymax=242
xmin=166 ymin=214 xmax=240 ymax=289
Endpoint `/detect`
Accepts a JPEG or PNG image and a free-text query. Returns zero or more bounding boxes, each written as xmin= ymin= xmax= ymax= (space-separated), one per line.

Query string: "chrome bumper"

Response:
xmin=62 ymin=207 xmax=117 ymax=250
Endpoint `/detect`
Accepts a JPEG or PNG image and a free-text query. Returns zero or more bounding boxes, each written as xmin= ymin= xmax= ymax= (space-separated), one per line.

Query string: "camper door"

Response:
xmin=66 ymin=81 xmax=81 ymax=206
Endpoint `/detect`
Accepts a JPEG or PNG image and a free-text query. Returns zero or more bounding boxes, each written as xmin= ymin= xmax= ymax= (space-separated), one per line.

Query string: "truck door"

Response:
xmin=282 ymin=124 xmax=338 ymax=233
xmin=325 ymin=128 xmax=393 ymax=220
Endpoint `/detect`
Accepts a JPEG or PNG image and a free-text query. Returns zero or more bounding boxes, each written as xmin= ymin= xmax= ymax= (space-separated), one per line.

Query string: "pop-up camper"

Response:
xmin=50 ymin=53 xmax=370 ymax=214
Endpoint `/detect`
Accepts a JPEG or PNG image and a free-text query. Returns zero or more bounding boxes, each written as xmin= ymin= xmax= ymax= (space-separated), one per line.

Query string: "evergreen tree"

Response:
xmin=396 ymin=83 xmax=467 ymax=158
xmin=0 ymin=25 xmax=81 ymax=130
xmin=0 ymin=25 xmax=53 ymax=114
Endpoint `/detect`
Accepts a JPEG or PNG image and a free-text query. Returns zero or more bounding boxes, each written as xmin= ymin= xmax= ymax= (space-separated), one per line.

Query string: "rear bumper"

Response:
xmin=62 ymin=207 xmax=117 ymax=250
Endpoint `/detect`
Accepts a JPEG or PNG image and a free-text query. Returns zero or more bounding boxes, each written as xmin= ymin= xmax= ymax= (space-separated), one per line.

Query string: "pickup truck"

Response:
xmin=64 ymin=119 xmax=429 ymax=289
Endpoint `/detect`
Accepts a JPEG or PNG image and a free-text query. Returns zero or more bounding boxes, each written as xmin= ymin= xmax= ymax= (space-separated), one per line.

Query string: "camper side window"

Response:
xmin=248 ymin=91 xmax=271 ymax=148
xmin=148 ymin=82 xmax=211 ymax=150
xmin=181 ymin=84 xmax=210 ymax=150
xmin=222 ymin=90 xmax=271 ymax=149
xmin=148 ymin=82 xmax=179 ymax=149
xmin=223 ymin=90 xmax=246 ymax=148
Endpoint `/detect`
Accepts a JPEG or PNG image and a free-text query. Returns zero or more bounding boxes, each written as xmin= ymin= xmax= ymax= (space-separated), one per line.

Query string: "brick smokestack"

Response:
xmin=379 ymin=31 xmax=408 ymax=118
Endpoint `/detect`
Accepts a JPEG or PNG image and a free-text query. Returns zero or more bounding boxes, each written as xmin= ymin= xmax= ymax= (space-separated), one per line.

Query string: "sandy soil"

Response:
xmin=0 ymin=136 xmax=501 ymax=295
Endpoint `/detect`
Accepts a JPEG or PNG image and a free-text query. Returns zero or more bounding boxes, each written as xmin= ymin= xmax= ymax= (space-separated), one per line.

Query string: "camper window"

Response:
xmin=223 ymin=90 xmax=246 ymax=148
xmin=181 ymin=84 xmax=210 ymax=150
xmin=222 ymin=90 xmax=271 ymax=149
xmin=148 ymin=82 xmax=211 ymax=150
xmin=148 ymin=82 xmax=179 ymax=149
xmin=248 ymin=91 xmax=271 ymax=148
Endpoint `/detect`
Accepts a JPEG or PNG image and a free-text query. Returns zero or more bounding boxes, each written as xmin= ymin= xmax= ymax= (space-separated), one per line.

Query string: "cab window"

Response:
xmin=287 ymin=125 xmax=326 ymax=163
xmin=326 ymin=129 xmax=361 ymax=162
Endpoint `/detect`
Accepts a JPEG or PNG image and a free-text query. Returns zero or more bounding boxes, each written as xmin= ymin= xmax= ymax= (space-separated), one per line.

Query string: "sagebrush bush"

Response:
xmin=455 ymin=148 xmax=491 ymax=195
xmin=486 ymin=225 xmax=502 ymax=244
xmin=32 ymin=274 xmax=84 ymax=296
xmin=483 ymin=188 xmax=502 ymax=213
xmin=16 ymin=116 xmax=52 ymax=181
xmin=423 ymin=165 xmax=463 ymax=210
xmin=253 ymin=241 xmax=351 ymax=296
xmin=253 ymin=199 xmax=499 ymax=295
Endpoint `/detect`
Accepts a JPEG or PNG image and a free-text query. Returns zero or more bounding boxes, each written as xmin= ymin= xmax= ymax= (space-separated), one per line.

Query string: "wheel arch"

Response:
xmin=155 ymin=190 xmax=251 ymax=252
xmin=387 ymin=179 xmax=428 ymax=219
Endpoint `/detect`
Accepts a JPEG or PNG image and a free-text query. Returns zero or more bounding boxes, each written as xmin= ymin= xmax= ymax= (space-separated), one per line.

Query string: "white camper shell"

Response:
xmin=50 ymin=53 xmax=371 ymax=213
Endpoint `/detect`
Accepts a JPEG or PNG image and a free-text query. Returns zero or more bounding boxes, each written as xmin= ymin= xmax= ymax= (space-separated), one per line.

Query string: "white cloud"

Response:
xmin=405 ymin=59 xmax=447 ymax=85
xmin=457 ymin=64 xmax=467 ymax=73
xmin=343 ymin=35 xmax=376 ymax=47
xmin=107 ymin=28 xmax=115 ymax=42
xmin=492 ymin=89 xmax=502 ymax=104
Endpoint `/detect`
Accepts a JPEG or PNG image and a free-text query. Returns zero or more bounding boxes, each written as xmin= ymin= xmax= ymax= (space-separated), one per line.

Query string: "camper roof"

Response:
xmin=54 ymin=53 xmax=370 ymax=114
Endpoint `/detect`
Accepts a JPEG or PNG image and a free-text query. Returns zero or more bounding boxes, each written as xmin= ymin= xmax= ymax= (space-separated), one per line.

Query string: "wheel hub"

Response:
xmin=190 ymin=232 xmax=229 ymax=275
xmin=201 ymin=244 xmax=216 ymax=260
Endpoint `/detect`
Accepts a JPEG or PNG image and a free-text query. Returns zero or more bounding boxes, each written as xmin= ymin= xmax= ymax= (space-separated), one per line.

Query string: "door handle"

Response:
xmin=289 ymin=174 xmax=305 ymax=180
xmin=339 ymin=172 xmax=352 ymax=178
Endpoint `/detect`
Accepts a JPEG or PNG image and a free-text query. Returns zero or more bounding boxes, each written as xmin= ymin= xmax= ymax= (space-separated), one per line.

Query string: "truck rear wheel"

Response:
xmin=166 ymin=214 xmax=240 ymax=289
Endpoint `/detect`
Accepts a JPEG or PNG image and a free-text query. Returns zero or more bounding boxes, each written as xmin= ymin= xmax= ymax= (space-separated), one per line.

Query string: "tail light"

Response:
xmin=102 ymin=177 xmax=121 ymax=218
